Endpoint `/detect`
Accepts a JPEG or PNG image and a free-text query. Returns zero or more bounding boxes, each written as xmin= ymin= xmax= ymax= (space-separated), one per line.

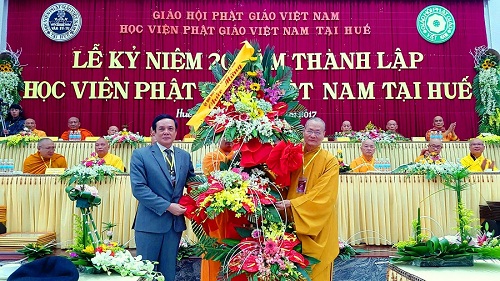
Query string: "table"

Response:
xmin=386 ymin=260 xmax=500 ymax=281
xmin=1 ymin=174 xmax=499 ymax=247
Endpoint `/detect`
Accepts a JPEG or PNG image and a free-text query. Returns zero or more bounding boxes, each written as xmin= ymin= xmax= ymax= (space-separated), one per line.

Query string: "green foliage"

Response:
xmin=18 ymin=242 xmax=54 ymax=262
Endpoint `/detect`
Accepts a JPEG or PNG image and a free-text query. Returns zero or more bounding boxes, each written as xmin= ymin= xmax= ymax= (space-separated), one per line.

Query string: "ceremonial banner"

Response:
xmin=5 ymin=0 xmax=488 ymax=138
xmin=187 ymin=41 xmax=254 ymax=130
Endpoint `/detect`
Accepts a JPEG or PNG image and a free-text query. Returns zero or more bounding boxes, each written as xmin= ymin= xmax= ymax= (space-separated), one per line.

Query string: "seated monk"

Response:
xmin=202 ymin=139 xmax=235 ymax=176
xmin=350 ymin=139 xmax=376 ymax=172
xmin=95 ymin=137 xmax=125 ymax=172
xmin=24 ymin=118 xmax=47 ymax=137
xmin=425 ymin=116 xmax=458 ymax=141
xmin=23 ymin=138 xmax=67 ymax=174
xmin=60 ymin=117 xmax=94 ymax=140
xmin=107 ymin=125 xmax=119 ymax=136
xmin=415 ymin=139 xmax=445 ymax=164
xmin=340 ymin=120 xmax=353 ymax=136
xmin=461 ymin=138 xmax=497 ymax=172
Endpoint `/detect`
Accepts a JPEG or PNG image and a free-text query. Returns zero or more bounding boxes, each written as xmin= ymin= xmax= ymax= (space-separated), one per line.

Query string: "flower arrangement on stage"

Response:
xmin=338 ymin=239 xmax=357 ymax=261
xmin=65 ymin=188 xmax=164 ymax=280
xmin=177 ymin=236 xmax=197 ymax=261
xmin=182 ymin=41 xmax=316 ymax=280
xmin=336 ymin=149 xmax=351 ymax=173
xmin=60 ymin=152 xmax=121 ymax=185
xmin=477 ymin=132 xmax=500 ymax=144
xmin=391 ymin=162 xmax=500 ymax=266
xmin=334 ymin=122 xmax=409 ymax=144
xmin=471 ymin=46 xmax=500 ymax=134
xmin=393 ymin=161 xmax=461 ymax=181
xmin=104 ymin=128 xmax=145 ymax=147
xmin=0 ymin=128 xmax=39 ymax=146
xmin=0 ymin=48 xmax=24 ymax=116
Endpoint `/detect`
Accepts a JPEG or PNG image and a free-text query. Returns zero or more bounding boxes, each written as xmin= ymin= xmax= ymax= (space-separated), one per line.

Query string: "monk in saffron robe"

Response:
xmin=23 ymin=138 xmax=67 ymax=174
xmin=350 ymin=139 xmax=377 ymax=172
xmin=461 ymin=138 xmax=497 ymax=172
xmin=415 ymin=139 xmax=445 ymax=164
xmin=24 ymin=119 xmax=47 ymax=137
xmin=60 ymin=117 xmax=94 ymax=140
xmin=200 ymin=139 xmax=245 ymax=281
xmin=95 ymin=137 xmax=125 ymax=172
xmin=276 ymin=117 xmax=340 ymax=281
xmin=425 ymin=115 xmax=458 ymax=141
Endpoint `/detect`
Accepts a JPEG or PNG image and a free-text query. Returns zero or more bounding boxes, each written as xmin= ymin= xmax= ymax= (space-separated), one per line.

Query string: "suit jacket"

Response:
xmin=130 ymin=144 xmax=195 ymax=233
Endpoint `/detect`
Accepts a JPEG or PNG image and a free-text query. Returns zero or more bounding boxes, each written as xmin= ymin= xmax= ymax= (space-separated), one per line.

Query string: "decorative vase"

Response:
xmin=411 ymin=255 xmax=474 ymax=267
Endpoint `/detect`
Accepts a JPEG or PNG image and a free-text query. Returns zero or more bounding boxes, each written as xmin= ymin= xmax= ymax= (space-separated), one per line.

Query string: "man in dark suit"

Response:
xmin=130 ymin=114 xmax=195 ymax=280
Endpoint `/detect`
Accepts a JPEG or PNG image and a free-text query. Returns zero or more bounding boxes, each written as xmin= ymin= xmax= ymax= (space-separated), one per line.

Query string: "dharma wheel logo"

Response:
xmin=41 ymin=3 xmax=82 ymax=42
xmin=416 ymin=5 xmax=455 ymax=44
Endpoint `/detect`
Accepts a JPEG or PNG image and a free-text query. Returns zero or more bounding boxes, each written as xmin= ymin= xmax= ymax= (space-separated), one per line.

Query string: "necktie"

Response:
xmin=164 ymin=149 xmax=176 ymax=186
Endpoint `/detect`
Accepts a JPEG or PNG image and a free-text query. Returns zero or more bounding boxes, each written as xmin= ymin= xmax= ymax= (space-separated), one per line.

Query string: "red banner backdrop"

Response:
xmin=6 ymin=0 xmax=487 ymax=138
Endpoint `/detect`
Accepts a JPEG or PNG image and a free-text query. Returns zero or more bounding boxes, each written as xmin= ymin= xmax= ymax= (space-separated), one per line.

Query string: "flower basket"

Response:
xmin=411 ymin=255 xmax=474 ymax=267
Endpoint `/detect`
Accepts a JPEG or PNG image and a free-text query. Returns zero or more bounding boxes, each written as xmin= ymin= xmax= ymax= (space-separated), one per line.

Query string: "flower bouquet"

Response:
xmin=0 ymin=128 xmax=39 ymax=146
xmin=187 ymin=41 xmax=305 ymax=164
xmin=104 ymin=128 xmax=145 ymax=148
xmin=182 ymin=41 xmax=316 ymax=280
xmin=60 ymin=152 xmax=120 ymax=185
xmin=0 ymin=48 xmax=23 ymax=116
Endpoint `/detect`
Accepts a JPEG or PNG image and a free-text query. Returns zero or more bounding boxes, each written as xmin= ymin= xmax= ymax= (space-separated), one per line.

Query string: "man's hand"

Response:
xmin=449 ymin=122 xmax=457 ymax=132
xmin=481 ymin=158 xmax=488 ymax=171
xmin=275 ymin=200 xmax=291 ymax=211
xmin=489 ymin=160 xmax=495 ymax=170
xmin=167 ymin=203 xmax=186 ymax=216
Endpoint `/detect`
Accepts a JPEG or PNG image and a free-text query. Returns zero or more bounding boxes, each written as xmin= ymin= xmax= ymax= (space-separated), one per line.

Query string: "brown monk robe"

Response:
xmin=23 ymin=138 xmax=68 ymax=174
xmin=60 ymin=117 xmax=94 ymax=140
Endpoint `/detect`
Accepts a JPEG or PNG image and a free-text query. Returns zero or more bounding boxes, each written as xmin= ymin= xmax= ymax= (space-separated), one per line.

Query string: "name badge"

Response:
xmin=297 ymin=176 xmax=307 ymax=194
xmin=45 ymin=168 xmax=65 ymax=175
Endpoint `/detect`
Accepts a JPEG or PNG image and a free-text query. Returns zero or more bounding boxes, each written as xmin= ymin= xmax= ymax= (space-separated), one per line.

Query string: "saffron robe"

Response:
xmin=287 ymin=146 xmax=340 ymax=281
xmin=350 ymin=156 xmax=375 ymax=173
xmin=460 ymin=154 xmax=498 ymax=172
xmin=22 ymin=152 xmax=68 ymax=174
xmin=60 ymin=128 xmax=94 ymax=140
xmin=32 ymin=129 xmax=47 ymax=137
xmin=101 ymin=153 xmax=125 ymax=172
xmin=201 ymin=149 xmax=235 ymax=176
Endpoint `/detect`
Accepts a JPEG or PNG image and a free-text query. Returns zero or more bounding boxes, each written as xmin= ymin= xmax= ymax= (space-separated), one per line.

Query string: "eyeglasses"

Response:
xmin=305 ymin=130 xmax=323 ymax=137
xmin=429 ymin=144 xmax=442 ymax=149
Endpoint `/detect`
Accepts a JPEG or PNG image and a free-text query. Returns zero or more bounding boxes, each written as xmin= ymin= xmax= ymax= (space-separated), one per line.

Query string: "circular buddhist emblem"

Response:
xmin=416 ymin=5 xmax=455 ymax=44
xmin=41 ymin=3 xmax=82 ymax=42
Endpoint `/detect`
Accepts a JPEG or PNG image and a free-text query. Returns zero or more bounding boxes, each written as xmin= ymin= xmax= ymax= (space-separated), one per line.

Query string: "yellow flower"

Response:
xmin=0 ymin=62 xmax=12 ymax=72
xmin=83 ymin=245 xmax=95 ymax=254
xmin=250 ymin=83 xmax=260 ymax=91
xmin=337 ymin=149 xmax=342 ymax=154
xmin=247 ymin=71 xmax=257 ymax=77
xmin=338 ymin=158 xmax=343 ymax=162
xmin=249 ymin=57 xmax=258 ymax=62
